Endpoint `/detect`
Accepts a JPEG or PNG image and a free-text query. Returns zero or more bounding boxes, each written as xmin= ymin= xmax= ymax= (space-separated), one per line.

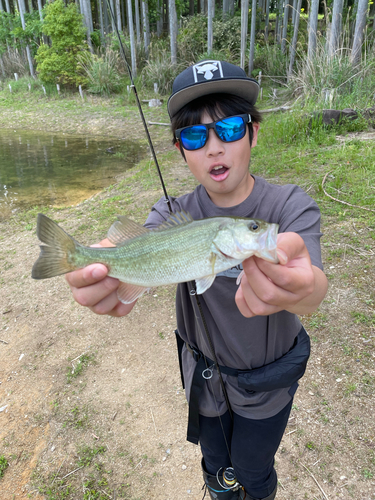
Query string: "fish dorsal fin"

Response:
xmin=156 ymin=210 xmax=194 ymax=230
xmin=107 ymin=216 xmax=150 ymax=246
xmin=117 ymin=282 xmax=149 ymax=304
xmin=195 ymin=274 xmax=216 ymax=294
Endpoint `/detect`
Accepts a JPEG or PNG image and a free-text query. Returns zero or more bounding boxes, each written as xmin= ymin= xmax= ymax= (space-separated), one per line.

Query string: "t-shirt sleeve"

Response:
xmin=278 ymin=187 xmax=324 ymax=271
xmin=144 ymin=197 xmax=176 ymax=229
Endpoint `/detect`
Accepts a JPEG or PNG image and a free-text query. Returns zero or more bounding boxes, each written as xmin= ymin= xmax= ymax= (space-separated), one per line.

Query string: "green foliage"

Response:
xmin=35 ymin=0 xmax=89 ymax=86
xmin=0 ymin=455 xmax=8 ymax=479
xmin=141 ymin=48 xmax=184 ymax=95
xmin=77 ymin=48 xmax=123 ymax=95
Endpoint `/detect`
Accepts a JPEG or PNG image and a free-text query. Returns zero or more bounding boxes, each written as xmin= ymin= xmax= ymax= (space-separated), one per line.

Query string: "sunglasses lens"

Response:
xmin=180 ymin=125 xmax=207 ymax=150
xmin=216 ymin=116 xmax=246 ymax=142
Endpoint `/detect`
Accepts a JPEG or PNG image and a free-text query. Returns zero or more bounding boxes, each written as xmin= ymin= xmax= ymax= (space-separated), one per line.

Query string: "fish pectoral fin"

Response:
xmin=195 ymin=275 xmax=216 ymax=295
xmin=236 ymin=270 xmax=245 ymax=286
xmin=117 ymin=282 xmax=149 ymax=304
xmin=107 ymin=216 xmax=150 ymax=246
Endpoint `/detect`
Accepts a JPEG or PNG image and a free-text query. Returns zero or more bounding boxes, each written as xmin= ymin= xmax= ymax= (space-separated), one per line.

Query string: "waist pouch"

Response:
xmin=175 ymin=326 xmax=310 ymax=445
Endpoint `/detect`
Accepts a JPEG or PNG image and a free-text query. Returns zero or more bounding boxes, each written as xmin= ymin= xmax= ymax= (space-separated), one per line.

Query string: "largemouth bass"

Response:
xmin=32 ymin=211 xmax=279 ymax=303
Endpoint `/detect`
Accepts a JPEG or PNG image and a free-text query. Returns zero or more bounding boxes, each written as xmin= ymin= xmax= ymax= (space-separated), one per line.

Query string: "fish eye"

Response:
xmin=249 ymin=223 xmax=259 ymax=231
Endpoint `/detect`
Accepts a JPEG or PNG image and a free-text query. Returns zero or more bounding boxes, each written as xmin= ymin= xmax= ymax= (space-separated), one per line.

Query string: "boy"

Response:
xmin=66 ymin=60 xmax=328 ymax=499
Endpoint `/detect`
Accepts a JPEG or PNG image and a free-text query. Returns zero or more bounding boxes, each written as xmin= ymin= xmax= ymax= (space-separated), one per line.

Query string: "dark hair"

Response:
xmin=171 ymin=93 xmax=262 ymax=148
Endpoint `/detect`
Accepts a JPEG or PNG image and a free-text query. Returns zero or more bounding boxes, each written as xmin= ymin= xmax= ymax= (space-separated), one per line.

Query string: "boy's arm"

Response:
xmin=235 ymin=232 xmax=328 ymax=318
xmin=65 ymin=238 xmax=137 ymax=317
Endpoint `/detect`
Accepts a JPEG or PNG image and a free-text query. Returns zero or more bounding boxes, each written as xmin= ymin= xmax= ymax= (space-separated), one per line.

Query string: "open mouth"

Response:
xmin=210 ymin=166 xmax=229 ymax=180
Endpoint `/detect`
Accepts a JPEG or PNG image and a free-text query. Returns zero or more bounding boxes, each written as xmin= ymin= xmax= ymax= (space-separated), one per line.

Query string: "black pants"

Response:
xmin=199 ymin=399 xmax=293 ymax=499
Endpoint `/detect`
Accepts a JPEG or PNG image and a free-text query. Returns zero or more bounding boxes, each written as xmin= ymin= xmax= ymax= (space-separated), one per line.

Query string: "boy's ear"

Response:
xmin=175 ymin=141 xmax=181 ymax=152
xmin=251 ymin=122 xmax=260 ymax=148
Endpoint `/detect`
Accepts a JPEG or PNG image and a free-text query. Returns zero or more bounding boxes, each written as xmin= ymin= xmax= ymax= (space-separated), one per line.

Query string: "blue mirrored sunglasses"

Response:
xmin=175 ymin=114 xmax=251 ymax=151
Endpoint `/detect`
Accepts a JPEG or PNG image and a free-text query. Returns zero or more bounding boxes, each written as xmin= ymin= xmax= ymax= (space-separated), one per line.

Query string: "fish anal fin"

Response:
xmin=156 ymin=210 xmax=194 ymax=230
xmin=107 ymin=216 xmax=150 ymax=246
xmin=117 ymin=281 xmax=149 ymax=304
xmin=195 ymin=275 xmax=216 ymax=295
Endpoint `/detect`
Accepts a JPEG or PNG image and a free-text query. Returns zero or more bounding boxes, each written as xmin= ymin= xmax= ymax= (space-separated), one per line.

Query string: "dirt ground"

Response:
xmin=0 ymin=103 xmax=375 ymax=500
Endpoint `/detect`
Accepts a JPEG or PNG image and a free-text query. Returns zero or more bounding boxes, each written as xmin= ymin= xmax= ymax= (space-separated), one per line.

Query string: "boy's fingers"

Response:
xmin=71 ymin=277 xmax=119 ymax=308
xmin=275 ymin=232 xmax=310 ymax=265
xmin=65 ymin=264 xmax=109 ymax=289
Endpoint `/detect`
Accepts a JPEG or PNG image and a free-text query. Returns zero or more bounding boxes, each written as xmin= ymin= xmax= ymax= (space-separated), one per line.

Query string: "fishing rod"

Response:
xmin=102 ymin=6 xmax=240 ymax=492
xmin=104 ymin=0 xmax=172 ymax=214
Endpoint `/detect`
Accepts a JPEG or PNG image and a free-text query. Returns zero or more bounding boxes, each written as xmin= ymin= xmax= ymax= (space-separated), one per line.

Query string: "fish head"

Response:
xmin=213 ymin=218 xmax=279 ymax=263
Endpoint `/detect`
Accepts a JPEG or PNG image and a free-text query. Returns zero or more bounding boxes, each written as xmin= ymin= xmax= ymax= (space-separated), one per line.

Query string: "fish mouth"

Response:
xmin=255 ymin=223 xmax=279 ymax=263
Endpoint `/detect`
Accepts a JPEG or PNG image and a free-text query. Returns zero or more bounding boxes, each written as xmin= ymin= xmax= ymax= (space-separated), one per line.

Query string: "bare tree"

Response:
xmin=281 ymin=0 xmax=290 ymax=54
xmin=288 ymin=0 xmax=302 ymax=80
xmin=351 ymin=0 xmax=368 ymax=66
xmin=208 ymin=0 xmax=213 ymax=53
xmin=264 ymin=0 xmax=270 ymax=40
xmin=241 ymin=0 xmax=249 ymax=69
xmin=17 ymin=0 xmax=35 ymax=77
xmin=248 ymin=0 xmax=257 ymax=75
xmin=169 ymin=0 xmax=177 ymax=64
xmin=142 ymin=0 xmax=150 ymax=58
xmin=328 ymin=0 xmax=344 ymax=57
xmin=127 ymin=0 xmax=137 ymax=76
xmin=115 ymin=0 xmax=121 ymax=31
xmin=307 ymin=0 xmax=319 ymax=59
xmin=135 ymin=0 xmax=141 ymax=45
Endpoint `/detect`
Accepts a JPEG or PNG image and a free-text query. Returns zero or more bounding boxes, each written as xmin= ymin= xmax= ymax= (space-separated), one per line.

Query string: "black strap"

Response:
xmin=186 ymin=356 xmax=207 ymax=445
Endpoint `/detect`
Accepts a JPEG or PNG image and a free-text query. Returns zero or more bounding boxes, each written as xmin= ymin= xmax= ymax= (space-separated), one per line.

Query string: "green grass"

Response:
xmin=66 ymin=353 xmax=96 ymax=384
xmin=0 ymin=455 xmax=8 ymax=479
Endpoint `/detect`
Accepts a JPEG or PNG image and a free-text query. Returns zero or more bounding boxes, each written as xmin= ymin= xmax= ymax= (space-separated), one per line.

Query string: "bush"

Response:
xmin=77 ymin=48 xmax=123 ymax=95
xmin=35 ymin=0 xmax=89 ymax=86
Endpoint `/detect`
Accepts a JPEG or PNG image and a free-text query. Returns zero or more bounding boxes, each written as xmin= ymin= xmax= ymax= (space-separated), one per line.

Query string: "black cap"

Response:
xmin=167 ymin=60 xmax=259 ymax=118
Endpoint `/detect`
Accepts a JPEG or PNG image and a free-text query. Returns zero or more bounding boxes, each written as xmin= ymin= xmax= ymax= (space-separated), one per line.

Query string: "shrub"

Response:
xmin=35 ymin=0 xmax=89 ymax=86
xmin=77 ymin=48 xmax=123 ymax=95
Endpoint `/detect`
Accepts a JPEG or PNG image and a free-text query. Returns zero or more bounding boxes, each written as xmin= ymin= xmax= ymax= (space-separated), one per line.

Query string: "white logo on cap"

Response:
xmin=193 ymin=61 xmax=223 ymax=82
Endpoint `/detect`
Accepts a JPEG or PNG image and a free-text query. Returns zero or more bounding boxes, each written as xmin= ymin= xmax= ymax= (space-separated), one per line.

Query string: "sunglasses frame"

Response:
xmin=175 ymin=114 xmax=252 ymax=151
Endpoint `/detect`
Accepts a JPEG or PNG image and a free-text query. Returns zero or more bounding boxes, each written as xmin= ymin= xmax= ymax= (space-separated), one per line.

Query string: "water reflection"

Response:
xmin=0 ymin=130 xmax=145 ymax=213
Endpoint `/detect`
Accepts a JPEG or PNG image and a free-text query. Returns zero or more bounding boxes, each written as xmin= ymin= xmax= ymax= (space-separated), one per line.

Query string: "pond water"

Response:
xmin=0 ymin=130 xmax=145 ymax=214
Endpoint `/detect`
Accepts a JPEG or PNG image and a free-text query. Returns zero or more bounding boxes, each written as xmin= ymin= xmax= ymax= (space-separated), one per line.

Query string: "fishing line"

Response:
xmin=104 ymin=0 xmax=172 ymax=214
xmin=103 ymin=6 xmax=237 ymax=480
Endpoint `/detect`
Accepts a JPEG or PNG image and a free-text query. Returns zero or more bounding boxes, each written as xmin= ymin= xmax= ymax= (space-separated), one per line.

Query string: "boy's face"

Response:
xmin=176 ymin=112 xmax=260 ymax=207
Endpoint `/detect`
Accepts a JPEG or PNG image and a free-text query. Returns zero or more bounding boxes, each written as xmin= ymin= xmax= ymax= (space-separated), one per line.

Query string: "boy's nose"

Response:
xmin=205 ymin=129 xmax=225 ymax=156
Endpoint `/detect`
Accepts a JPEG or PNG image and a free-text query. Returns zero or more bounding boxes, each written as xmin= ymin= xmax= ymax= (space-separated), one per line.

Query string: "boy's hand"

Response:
xmin=235 ymin=232 xmax=328 ymax=318
xmin=65 ymin=241 xmax=136 ymax=317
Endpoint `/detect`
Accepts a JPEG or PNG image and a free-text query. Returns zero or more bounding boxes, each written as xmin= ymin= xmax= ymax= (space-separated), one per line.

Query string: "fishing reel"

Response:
xmin=217 ymin=466 xmax=241 ymax=491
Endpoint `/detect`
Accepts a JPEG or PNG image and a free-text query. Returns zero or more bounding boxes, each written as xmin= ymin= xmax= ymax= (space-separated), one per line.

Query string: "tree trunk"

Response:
xmin=127 ymin=0 xmax=137 ymax=76
xmin=351 ymin=0 xmax=368 ymax=66
xmin=223 ymin=0 xmax=229 ymax=17
xmin=142 ymin=0 xmax=150 ymax=58
xmin=229 ymin=0 xmax=234 ymax=16
xmin=307 ymin=0 xmax=319 ymax=59
xmin=37 ymin=0 xmax=43 ymax=20
xmin=207 ymin=0 xmax=213 ymax=53
xmin=17 ymin=0 xmax=35 ymax=77
xmin=4 ymin=0 xmax=10 ymax=13
xmin=82 ymin=0 xmax=94 ymax=51
xmin=135 ymin=0 xmax=141 ymax=44
xmin=288 ymin=0 xmax=302 ymax=80
xmin=103 ymin=0 xmax=109 ymax=35
xmin=109 ymin=0 xmax=116 ymax=32
xmin=328 ymin=0 xmax=344 ymax=57
xmin=248 ymin=0 xmax=256 ymax=75
xmin=281 ymin=1 xmax=289 ymax=54
xmin=189 ymin=0 xmax=194 ymax=15
xmin=240 ymin=0 xmax=249 ymax=69
xmin=156 ymin=0 xmax=163 ymax=36
xmin=98 ymin=0 xmax=104 ymax=42
xmin=115 ymin=0 xmax=122 ymax=31
xmin=169 ymin=0 xmax=177 ymax=64
xmin=264 ymin=0 xmax=270 ymax=40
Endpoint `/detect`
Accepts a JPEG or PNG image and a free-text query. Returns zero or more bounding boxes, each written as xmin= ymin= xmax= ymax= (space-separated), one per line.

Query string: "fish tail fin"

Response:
xmin=32 ymin=214 xmax=79 ymax=279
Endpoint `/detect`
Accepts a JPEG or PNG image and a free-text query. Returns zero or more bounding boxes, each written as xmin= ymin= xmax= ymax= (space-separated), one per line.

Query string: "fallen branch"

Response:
xmin=61 ymin=466 xmax=83 ymax=479
xmin=148 ymin=121 xmax=170 ymax=127
xmin=302 ymin=464 xmax=329 ymax=500
xmin=0 ymin=339 xmax=9 ymax=344
xmin=322 ymin=171 xmax=375 ymax=213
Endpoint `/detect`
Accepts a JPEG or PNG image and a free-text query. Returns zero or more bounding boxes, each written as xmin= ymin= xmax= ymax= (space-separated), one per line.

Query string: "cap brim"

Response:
xmin=168 ymin=78 xmax=259 ymax=118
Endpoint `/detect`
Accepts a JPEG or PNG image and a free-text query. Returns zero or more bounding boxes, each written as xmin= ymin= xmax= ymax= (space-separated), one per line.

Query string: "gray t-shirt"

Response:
xmin=145 ymin=176 xmax=323 ymax=419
